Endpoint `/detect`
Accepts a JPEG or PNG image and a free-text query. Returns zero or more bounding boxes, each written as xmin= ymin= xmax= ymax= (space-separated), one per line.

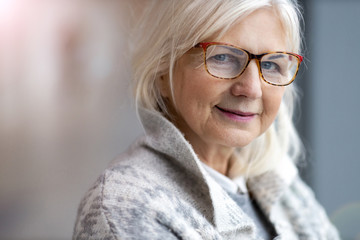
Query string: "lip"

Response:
xmin=215 ymin=106 xmax=257 ymax=122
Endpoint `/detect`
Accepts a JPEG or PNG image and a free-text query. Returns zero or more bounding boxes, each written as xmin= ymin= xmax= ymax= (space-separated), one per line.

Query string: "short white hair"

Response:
xmin=131 ymin=0 xmax=304 ymax=178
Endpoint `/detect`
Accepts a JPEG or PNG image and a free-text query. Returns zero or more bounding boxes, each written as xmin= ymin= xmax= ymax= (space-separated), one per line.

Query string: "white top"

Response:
xmin=201 ymin=162 xmax=248 ymax=194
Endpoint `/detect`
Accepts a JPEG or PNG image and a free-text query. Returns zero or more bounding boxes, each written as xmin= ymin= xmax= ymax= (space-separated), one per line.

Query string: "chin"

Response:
xmin=215 ymin=132 xmax=256 ymax=148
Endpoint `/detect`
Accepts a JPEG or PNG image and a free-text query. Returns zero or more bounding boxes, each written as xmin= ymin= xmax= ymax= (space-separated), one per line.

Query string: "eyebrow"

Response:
xmin=221 ymin=46 xmax=245 ymax=55
xmin=268 ymin=54 xmax=285 ymax=60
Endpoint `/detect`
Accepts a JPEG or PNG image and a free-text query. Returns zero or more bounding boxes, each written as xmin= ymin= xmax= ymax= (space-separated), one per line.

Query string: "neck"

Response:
xmin=192 ymin=142 xmax=234 ymax=176
xmin=167 ymin=105 xmax=235 ymax=176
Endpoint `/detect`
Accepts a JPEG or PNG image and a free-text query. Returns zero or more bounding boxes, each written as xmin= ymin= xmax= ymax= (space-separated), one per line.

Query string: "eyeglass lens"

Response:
xmin=205 ymin=45 xmax=299 ymax=85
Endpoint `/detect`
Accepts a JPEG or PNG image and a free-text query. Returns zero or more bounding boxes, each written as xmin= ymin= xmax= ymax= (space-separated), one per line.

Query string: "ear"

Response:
xmin=156 ymin=74 xmax=171 ymax=98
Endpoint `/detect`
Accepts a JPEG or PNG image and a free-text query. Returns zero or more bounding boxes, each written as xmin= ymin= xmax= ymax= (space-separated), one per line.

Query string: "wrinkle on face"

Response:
xmin=161 ymin=8 xmax=287 ymax=175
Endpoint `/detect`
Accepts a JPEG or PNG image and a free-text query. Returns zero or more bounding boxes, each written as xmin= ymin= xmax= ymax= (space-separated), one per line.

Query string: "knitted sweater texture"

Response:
xmin=73 ymin=108 xmax=340 ymax=240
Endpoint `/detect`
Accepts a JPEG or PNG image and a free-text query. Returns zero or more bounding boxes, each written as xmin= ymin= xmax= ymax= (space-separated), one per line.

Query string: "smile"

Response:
xmin=215 ymin=106 xmax=257 ymax=122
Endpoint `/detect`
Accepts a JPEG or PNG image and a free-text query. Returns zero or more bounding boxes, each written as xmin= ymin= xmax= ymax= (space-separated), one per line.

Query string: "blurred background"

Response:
xmin=0 ymin=0 xmax=359 ymax=239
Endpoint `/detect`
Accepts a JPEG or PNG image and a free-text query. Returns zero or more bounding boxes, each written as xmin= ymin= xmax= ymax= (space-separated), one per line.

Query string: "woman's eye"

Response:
xmin=214 ymin=54 xmax=227 ymax=61
xmin=261 ymin=61 xmax=279 ymax=71
xmin=209 ymin=54 xmax=237 ymax=63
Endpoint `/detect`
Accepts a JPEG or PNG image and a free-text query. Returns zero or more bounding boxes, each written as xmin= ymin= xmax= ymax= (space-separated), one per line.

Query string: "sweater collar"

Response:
xmin=138 ymin=107 xmax=297 ymax=234
xmin=247 ymin=155 xmax=297 ymax=217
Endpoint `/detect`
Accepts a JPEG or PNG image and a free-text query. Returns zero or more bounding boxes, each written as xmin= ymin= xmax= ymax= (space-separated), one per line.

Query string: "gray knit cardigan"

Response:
xmin=73 ymin=108 xmax=340 ymax=240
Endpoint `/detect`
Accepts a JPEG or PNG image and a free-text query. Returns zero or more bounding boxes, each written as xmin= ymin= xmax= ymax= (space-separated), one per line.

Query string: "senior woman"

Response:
xmin=73 ymin=0 xmax=340 ymax=239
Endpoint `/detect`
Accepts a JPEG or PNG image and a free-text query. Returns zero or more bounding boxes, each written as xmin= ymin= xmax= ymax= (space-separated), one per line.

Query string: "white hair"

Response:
xmin=131 ymin=0 xmax=304 ymax=178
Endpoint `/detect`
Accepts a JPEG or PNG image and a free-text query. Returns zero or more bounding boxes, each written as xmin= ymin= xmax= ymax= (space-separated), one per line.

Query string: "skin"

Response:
xmin=159 ymin=8 xmax=287 ymax=175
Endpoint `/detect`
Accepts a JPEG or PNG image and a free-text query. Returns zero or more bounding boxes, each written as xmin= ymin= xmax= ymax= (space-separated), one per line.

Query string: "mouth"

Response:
xmin=215 ymin=106 xmax=256 ymax=116
xmin=215 ymin=106 xmax=257 ymax=122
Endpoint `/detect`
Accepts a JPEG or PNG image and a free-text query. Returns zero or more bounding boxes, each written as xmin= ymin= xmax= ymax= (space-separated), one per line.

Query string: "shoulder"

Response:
xmin=73 ymin=168 xmax=175 ymax=240
xmin=279 ymin=176 xmax=340 ymax=239
xmin=73 ymin=141 xmax=216 ymax=240
xmin=73 ymin=141 xmax=174 ymax=239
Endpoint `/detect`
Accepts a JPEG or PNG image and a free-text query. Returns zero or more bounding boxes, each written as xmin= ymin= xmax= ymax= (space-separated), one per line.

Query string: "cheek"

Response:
xmin=174 ymin=69 xmax=214 ymax=116
xmin=172 ymin=53 xmax=218 ymax=116
xmin=262 ymin=87 xmax=285 ymax=125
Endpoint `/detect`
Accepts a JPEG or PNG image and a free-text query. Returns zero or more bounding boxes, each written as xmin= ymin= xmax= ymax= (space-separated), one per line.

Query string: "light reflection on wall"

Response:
xmin=0 ymin=0 xmax=143 ymax=239
xmin=0 ymin=0 xmax=14 ymax=16
xmin=330 ymin=202 xmax=360 ymax=239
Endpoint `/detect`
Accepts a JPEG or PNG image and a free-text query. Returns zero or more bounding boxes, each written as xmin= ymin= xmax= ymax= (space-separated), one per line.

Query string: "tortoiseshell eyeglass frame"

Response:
xmin=194 ymin=42 xmax=304 ymax=86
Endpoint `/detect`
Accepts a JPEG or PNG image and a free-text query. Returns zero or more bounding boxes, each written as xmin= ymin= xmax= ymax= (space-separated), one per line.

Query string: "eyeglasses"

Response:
xmin=194 ymin=42 xmax=303 ymax=86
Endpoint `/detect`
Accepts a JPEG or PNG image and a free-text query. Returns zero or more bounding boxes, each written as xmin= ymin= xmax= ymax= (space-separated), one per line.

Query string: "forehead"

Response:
xmin=219 ymin=8 xmax=287 ymax=54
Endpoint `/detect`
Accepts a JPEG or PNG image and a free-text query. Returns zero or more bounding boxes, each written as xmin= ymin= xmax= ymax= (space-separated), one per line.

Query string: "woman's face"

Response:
xmin=161 ymin=9 xmax=287 ymax=156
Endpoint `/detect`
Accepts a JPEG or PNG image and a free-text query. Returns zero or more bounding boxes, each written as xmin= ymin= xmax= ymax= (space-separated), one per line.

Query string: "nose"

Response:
xmin=230 ymin=60 xmax=262 ymax=99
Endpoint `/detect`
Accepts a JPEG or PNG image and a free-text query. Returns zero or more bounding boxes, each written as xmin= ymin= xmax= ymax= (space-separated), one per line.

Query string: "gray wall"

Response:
xmin=300 ymin=0 xmax=360 ymax=238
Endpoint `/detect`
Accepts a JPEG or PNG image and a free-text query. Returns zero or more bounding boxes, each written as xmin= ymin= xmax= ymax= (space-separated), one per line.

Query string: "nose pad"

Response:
xmin=254 ymin=59 xmax=263 ymax=78
xmin=241 ymin=60 xmax=262 ymax=80
xmin=230 ymin=60 xmax=262 ymax=98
